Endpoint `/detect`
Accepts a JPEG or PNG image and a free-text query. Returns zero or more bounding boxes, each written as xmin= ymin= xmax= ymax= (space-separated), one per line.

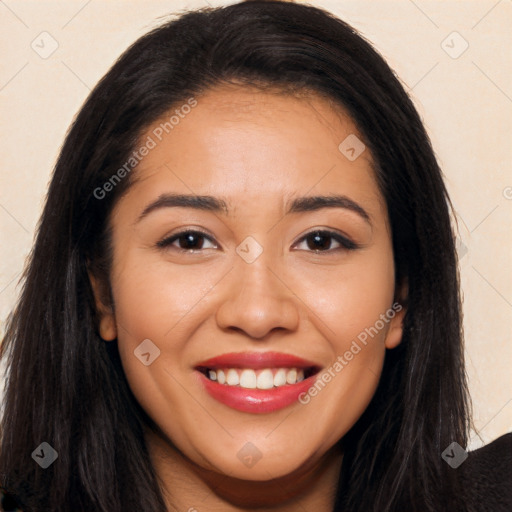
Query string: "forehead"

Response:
xmin=123 ymin=85 xmax=384 ymax=218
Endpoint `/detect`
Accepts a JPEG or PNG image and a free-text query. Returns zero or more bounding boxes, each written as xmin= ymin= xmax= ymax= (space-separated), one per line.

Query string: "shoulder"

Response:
xmin=458 ymin=433 xmax=512 ymax=511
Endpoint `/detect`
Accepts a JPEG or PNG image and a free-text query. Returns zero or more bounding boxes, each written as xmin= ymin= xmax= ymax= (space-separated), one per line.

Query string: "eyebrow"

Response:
xmin=287 ymin=195 xmax=371 ymax=223
xmin=136 ymin=193 xmax=371 ymax=224
xmin=137 ymin=194 xmax=229 ymax=222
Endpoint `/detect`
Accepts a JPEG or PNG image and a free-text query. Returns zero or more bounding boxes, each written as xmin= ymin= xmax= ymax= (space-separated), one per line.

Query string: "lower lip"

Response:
xmin=197 ymin=372 xmax=316 ymax=413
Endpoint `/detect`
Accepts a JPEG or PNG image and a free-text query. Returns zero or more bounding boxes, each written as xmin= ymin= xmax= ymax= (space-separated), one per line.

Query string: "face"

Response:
xmin=92 ymin=85 xmax=405 ymax=482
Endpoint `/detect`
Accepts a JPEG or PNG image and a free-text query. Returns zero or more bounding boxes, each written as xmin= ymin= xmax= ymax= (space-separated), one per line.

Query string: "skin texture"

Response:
xmin=91 ymin=85 xmax=406 ymax=511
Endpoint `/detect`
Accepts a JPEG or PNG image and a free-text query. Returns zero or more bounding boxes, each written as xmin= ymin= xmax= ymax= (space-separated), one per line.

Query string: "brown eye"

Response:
xmin=294 ymin=230 xmax=358 ymax=252
xmin=157 ymin=230 xmax=217 ymax=251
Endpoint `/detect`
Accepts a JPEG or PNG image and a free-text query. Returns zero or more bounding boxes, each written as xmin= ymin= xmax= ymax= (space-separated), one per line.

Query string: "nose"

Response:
xmin=215 ymin=260 xmax=300 ymax=340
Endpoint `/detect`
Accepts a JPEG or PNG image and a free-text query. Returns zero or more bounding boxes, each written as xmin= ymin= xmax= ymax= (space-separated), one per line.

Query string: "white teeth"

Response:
xmin=226 ymin=369 xmax=239 ymax=386
xmin=256 ymin=369 xmax=274 ymax=389
xmin=273 ymin=368 xmax=287 ymax=387
xmin=206 ymin=367 xmax=309 ymax=388
xmin=239 ymin=369 xmax=257 ymax=389
xmin=286 ymin=369 xmax=297 ymax=384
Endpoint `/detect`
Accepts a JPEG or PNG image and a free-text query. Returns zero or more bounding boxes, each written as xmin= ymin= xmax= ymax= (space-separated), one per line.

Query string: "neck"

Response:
xmin=146 ymin=427 xmax=343 ymax=512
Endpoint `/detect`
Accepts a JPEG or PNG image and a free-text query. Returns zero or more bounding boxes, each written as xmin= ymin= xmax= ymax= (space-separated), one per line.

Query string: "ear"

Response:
xmin=384 ymin=281 xmax=408 ymax=350
xmin=88 ymin=271 xmax=117 ymax=341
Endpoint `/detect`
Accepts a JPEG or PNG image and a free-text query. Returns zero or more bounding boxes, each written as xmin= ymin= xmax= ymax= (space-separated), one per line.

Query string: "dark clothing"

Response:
xmin=459 ymin=433 xmax=512 ymax=511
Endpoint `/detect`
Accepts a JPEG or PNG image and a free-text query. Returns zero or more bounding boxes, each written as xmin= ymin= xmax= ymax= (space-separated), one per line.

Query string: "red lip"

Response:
xmin=196 ymin=351 xmax=319 ymax=370
xmin=195 ymin=352 xmax=321 ymax=414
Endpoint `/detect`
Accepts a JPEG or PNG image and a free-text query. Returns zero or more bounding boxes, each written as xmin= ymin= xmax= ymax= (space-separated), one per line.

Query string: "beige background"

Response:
xmin=0 ymin=0 xmax=511 ymax=450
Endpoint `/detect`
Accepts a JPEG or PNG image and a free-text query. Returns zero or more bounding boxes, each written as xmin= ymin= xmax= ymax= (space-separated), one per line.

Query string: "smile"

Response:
xmin=204 ymin=367 xmax=311 ymax=388
xmin=195 ymin=352 xmax=321 ymax=414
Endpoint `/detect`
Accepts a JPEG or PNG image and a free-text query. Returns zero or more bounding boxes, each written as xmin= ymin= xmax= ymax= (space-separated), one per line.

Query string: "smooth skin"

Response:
xmin=91 ymin=85 xmax=406 ymax=511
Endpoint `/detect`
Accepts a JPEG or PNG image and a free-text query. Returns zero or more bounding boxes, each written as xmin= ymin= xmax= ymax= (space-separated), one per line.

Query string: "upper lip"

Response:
xmin=195 ymin=351 xmax=321 ymax=371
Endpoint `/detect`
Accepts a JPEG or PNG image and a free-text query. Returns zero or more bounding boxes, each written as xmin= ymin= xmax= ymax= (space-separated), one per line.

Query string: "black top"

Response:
xmin=459 ymin=432 xmax=512 ymax=511
xmin=2 ymin=433 xmax=511 ymax=511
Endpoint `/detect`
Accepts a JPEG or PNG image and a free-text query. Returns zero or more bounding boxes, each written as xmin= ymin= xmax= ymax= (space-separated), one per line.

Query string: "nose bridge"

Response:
xmin=237 ymin=257 xmax=280 ymax=303
xmin=233 ymin=233 xmax=281 ymax=295
xmin=215 ymin=249 xmax=300 ymax=338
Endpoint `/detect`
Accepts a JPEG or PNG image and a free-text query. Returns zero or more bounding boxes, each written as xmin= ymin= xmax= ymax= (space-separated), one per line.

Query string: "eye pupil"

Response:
xmin=307 ymin=232 xmax=331 ymax=251
xmin=179 ymin=233 xmax=203 ymax=249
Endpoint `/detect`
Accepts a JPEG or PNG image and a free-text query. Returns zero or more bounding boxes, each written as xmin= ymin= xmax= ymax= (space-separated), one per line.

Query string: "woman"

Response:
xmin=1 ymin=1 xmax=510 ymax=511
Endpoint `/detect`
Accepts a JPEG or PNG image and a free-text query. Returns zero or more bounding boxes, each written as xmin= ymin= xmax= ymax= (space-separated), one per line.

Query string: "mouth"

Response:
xmin=195 ymin=352 xmax=321 ymax=414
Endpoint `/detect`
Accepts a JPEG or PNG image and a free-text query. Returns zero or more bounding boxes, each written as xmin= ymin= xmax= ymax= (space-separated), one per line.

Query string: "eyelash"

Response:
xmin=156 ymin=229 xmax=359 ymax=253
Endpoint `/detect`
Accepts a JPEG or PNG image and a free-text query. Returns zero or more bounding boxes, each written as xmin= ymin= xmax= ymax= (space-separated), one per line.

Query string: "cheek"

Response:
xmin=294 ymin=277 xmax=392 ymax=449
xmin=292 ymin=251 xmax=395 ymax=351
xmin=109 ymin=255 xmax=224 ymax=409
xmin=111 ymin=252 xmax=226 ymax=341
xmin=290 ymin=249 xmax=394 ymax=414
